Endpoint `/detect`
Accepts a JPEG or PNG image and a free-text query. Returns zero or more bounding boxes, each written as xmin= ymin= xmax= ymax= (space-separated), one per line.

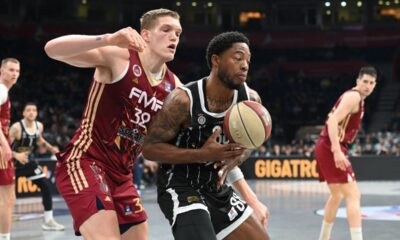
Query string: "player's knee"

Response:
xmin=331 ymin=192 xmax=344 ymax=201
xmin=0 ymin=194 xmax=15 ymax=207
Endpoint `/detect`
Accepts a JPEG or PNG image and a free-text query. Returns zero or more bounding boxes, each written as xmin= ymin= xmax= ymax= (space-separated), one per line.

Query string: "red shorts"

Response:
xmin=55 ymin=153 xmax=147 ymax=235
xmin=0 ymin=160 xmax=15 ymax=185
xmin=315 ymin=137 xmax=355 ymax=184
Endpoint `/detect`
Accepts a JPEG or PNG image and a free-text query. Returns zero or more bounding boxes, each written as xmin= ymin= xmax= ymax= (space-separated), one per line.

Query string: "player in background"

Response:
xmin=0 ymin=58 xmax=20 ymax=240
xmin=9 ymin=102 xmax=64 ymax=231
xmin=315 ymin=66 xmax=377 ymax=240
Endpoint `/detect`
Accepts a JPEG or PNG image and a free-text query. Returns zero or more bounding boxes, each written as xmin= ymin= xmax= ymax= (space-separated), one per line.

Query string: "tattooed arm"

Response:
xmin=142 ymin=88 xmax=244 ymax=164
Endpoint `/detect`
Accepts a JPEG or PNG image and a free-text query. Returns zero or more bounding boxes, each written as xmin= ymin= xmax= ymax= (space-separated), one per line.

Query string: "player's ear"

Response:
xmin=141 ymin=29 xmax=150 ymax=42
xmin=211 ymin=54 xmax=219 ymax=69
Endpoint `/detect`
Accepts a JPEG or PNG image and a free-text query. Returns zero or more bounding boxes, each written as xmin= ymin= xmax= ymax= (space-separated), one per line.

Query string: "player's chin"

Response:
xmin=164 ymin=54 xmax=175 ymax=62
xmin=234 ymin=77 xmax=246 ymax=87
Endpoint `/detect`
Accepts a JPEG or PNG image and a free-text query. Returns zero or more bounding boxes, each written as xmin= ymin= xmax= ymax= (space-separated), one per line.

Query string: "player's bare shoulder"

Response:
xmin=248 ymin=87 xmax=262 ymax=103
xmin=9 ymin=122 xmax=21 ymax=140
xmin=37 ymin=121 xmax=44 ymax=133
xmin=94 ymin=46 xmax=130 ymax=84
xmin=341 ymin=90 xmax=362 ymax=112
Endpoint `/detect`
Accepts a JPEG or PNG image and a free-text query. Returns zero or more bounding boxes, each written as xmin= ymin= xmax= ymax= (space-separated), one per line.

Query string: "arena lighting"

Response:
xmin=176 ymin=1 xmax=181 ymax=6
xmin=379 ymin=0 xmax=384 ymax=5
xmin=381 ymin=8 xmax=400 ymax=19
xmin=341 ymin=1 xmax=347 ymax=7
xmin=395 ymin=0 xmax=399 ymax=4
xmin=357 ymin=1 xmax=363 ymax=7
xmin=326 ymin=10 xmax=331 ymax=15
xmin=82 ymin=0 xmax=87 ymax=4
xmin=207 ymin=2 xmax=213 ymax=7
xmin=324 ymin=1 xmax=331 ymax=7
xmin=386 ymin=1 xmax=391 ymax=5
xmin=192 ymin=1 xmax=197 ymax=7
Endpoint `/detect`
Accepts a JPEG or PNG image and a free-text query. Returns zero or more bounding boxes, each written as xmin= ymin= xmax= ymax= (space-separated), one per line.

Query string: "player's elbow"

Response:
xmin=326 ymin=115 xmax=337 ymax=126
xmin=142 ymin=144 xmax=153 ymax=160
xmin=44 ymin=41 xmax=63 ymax=60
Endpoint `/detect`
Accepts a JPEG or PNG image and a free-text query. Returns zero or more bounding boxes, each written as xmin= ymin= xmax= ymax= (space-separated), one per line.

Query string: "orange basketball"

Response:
xmin=224 ymin=101 xmax=272 ymax=149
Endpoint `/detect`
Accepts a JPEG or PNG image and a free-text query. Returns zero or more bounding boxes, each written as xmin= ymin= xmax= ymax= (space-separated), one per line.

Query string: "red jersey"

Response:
xmin=0 ymin=97 xmax=11 ymax=140
xmin=60 ymin=50 xmax=176 ymax=185
xmin=320 ymin=89 xmax=364 ymax=145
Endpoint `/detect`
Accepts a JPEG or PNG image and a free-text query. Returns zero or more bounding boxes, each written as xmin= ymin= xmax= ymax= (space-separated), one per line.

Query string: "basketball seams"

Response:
xmin=242 ymin=101 xmax=270 ymax=138
xmin=223 ymin=107 xmax=235 ymax=144
xmin=236 ymin=102 xmax=257 ymax=149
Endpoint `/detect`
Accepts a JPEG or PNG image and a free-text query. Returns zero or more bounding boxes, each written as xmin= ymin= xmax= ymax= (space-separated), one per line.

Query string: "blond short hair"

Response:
xmin=1 ymin=58 xmax=20 ymax=67
xmin=140 ymin=8 xmax=180 ymax=31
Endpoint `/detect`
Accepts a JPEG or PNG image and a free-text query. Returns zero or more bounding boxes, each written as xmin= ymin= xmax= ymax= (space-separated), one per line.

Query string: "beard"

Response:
xmin=217 ymin=67 xmax=242 ymax=90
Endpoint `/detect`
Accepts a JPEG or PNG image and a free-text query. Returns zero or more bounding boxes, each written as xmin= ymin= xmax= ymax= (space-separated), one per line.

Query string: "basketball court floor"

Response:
xmin=10 ymin=180 xmax=400 ymax=240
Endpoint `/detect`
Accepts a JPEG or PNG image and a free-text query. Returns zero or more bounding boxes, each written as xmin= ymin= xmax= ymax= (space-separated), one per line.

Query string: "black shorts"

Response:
xmin=158 ymin=184 xmax=253 ymax=240
xmin=15 ymin=160 xmax=45 ymax=180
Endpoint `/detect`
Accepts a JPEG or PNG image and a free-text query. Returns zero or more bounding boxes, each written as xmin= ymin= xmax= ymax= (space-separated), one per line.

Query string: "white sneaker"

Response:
xmin=42 ymin=218 xmax=65 ymax=231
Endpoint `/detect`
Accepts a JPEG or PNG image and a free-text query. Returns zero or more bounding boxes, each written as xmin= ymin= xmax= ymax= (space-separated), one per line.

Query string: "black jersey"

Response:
xmin=11 ymin=120 xmax=40 ymax=153
xmin=158 ymin=77 xmax=250 ymax=190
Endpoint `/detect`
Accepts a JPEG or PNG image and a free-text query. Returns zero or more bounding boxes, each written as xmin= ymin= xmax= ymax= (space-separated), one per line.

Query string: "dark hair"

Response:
xmin=140 ymin=8 xmax=180 ymax=31
xmin=206 ymin=31 xmax=250 ymax=69
xmin=358 ymin=66 xmax=377 ymax=79
xmin=23 ymin=102 xmax=37 ymax=111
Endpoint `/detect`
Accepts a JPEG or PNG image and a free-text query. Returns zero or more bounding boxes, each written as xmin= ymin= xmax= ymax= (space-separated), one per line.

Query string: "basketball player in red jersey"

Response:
xmin=44 ymin=9 xmax=183 ymax=239
xmin=0 ymin=58 xmax=20 ymax=240
xmin=315 ymin=66 xmax=377 ymax=240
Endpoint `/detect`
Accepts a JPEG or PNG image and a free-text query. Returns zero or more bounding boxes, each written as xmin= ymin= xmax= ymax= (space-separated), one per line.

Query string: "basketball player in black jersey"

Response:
xmin=9 ymin=103 xmax=64 ymax=231
xmin=143 ymin=32 xmax=270 ymax=240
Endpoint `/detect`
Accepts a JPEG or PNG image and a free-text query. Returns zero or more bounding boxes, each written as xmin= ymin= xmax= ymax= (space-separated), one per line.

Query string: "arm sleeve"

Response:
xmin=226 ymin=167 xmax=244 ymax=184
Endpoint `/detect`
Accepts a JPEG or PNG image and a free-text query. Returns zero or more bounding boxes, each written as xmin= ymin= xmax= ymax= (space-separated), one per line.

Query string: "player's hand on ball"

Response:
xmin=107 ymin=27 xmax=147 ymax=52
xmin=201 ymin=127 xmax=245 ymax=163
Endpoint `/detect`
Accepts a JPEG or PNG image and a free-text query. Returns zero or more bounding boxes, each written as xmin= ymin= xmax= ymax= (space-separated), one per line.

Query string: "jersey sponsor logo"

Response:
xmin=129 ymin=87 xmax=163 ymax=112
xmin=132 ymin=64 xmax=142 ymax=77
xmin=117 ymin=125 xmax=145 ymax=144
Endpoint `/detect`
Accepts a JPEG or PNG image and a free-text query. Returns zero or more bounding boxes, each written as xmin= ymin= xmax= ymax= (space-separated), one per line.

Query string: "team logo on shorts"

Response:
xmin=228 ymin=207 xmax=238 ymax=221
xmin=124 ymin=205 xmax=133 ymax=215
xmin=197 ymin=114 xmax=206 ymax=125
xmin=133 ymin=64 xmax=142 ymax=77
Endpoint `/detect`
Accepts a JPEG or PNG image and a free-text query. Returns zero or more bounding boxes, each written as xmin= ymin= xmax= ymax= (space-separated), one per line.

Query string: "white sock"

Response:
xmin=350 ymin=227 xmax=363 ymax=240
xmin=0 ymin=233 xmax=11 ymax=240
xmin=318 ymin=221 xmax=334 ymax=240
xmin=44 ymin=210 xmax=53 ymax=222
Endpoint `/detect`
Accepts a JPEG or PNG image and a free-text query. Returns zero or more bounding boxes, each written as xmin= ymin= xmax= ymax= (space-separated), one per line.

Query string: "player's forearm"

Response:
xmin=232 ymin=178 xmax=258 ymax=204
xmin=44 ymin=142 xmax=59 ymax=155
xmin=44 ymin=34 xmax=110 ymax=59
xmin=142 ymin=143 xmax=209 ymax=164
xmin=326 ymin=117 xmax=341 ymax=152
xmin=0 ymin=130 xmax=9 ymax=147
